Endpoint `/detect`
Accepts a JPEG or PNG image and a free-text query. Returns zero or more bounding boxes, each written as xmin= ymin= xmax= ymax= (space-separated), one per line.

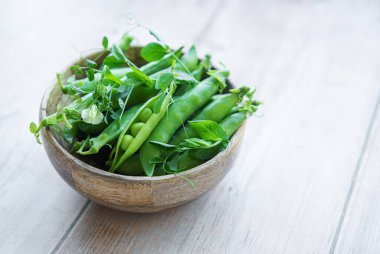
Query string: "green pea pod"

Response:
xmin=219 ymin=112 xmax=247 ymax=137
xmin=175 ymin=45 xmax=198 ymax=73
xmin=175 ymin=112 xmax=248 ymax=172
xmin=116 ymin=154 xmax=144 ymax=176
xmin=77 ymin=104 xmax=141 ymax=155
xmin=77 ymin=121 xmax=107 ymax=135
xmin=110 ymin=83 xmax=177 ymax=172
xmin=170 ymin=92 xmax=242 ymax=145
xmin=192 ymin=54 xmax=211 ymax=81
xmin=139 ymin=70 xmax=229 ymax=176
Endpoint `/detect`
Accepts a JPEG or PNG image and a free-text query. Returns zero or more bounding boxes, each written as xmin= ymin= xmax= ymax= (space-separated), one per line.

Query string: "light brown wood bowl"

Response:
xmin=39 ymin=48 xmax=245 ymax=213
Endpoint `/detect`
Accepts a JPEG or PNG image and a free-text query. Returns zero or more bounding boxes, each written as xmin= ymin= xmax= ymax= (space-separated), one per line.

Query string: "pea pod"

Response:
xmin=150 ymin=46 xmax=199 ymax=86
xmin=175 ymin=112 xmax=248 ymax=172
xmin=139 ymin=70 xmax=229 ymax=176
xmin=192 ymin=54 xmax=211 ymax=81
xmin=176 ymin=45 xmax=198 ymax=72
xmin=170 ymin=88 xmax=250 ymax=145
xmin=116 ymin=154 xmax=144 ymax=176
xmin=110 ymin=83 xmax=177 ymax=172
xmin=77 ymin=104 xmax=141 ymax=155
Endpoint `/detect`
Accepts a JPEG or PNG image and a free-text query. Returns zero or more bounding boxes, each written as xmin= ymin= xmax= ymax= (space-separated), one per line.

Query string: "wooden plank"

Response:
xmin=55 ymin=0 xmax=380 ymax=254
xmin=334 ymin=99 xmax=380 ymax=253
xmin=0 ymin=0 xmax=136 ymax=252
xmin=0 ymin=0 xmax=225 ymax=253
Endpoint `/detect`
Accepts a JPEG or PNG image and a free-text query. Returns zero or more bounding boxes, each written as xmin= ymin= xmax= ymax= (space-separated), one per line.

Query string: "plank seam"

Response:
xmin=329 ymin=91 xmax=380 ymax=254
xmin=50 ymin=200 xmax=91 ymax=254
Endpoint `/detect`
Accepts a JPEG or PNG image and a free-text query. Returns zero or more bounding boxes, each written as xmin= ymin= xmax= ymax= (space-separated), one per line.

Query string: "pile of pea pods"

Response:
xmin=30 ymin=34 xmax=261 ymax=176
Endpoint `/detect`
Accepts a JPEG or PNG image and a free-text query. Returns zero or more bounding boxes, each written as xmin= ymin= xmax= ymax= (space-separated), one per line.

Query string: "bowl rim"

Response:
xmin=40 ymin=48 xmax=245 ymax=183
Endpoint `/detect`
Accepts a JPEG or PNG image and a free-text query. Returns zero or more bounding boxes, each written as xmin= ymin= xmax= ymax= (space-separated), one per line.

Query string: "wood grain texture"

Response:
xmin=1 ymin=0 xmax=380 ymax=253
xmin=334 ymin=99 xmax=380 ymax=253
xmin=55 ymin=0 xmax=380 ymax=253
xmin=0 ymin=0 xmax=223 ymax=252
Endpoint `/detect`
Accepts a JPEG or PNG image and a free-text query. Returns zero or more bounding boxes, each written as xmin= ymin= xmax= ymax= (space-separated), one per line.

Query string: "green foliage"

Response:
xmin=189 ymin=120 xmax=228 ymax=142
xmin=141 ymin=42 xmax=168 ymax=62
xmin=30 ymin=28 xmax=261 ymax=178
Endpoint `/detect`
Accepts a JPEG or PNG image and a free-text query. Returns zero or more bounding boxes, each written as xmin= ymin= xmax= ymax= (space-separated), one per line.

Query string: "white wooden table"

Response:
xmin=1 ymin=0 xmax=380 ymax=253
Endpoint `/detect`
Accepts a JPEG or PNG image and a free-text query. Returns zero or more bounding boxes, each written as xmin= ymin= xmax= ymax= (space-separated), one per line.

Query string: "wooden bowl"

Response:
xmin=39 ymin=48 xmax=245 ymax=213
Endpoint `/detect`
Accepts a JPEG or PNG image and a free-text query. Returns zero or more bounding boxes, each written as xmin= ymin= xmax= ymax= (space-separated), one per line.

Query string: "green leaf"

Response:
xmin=149 ymin=30 xmax=162 ymax=42
xmin=119 ymin=34 xmax=133 ymax=51
xmin=29 ymin=122 xmax=37 ymax=134
xmin=81 ymin=105 xmax=104 ymax=125
xmin=70 ymin=65 xmax=83 ymax=75
xmin=141 ymin=42 xmax=168 ymax=62
xmin=155 ymin=72 xmax=174 ymax=91
xmin=192 ymin=144 xmax=223 ymax=160
xmin=63 ymin=124 xmax=78 ymax=144
xmin=118 ymin=98 xmax=125 ymax=110
xmin=126 ymin=66 xmax=153 ymax=86
xmin=111 ymin=44 xmax=127 ymax=62
xmin=85 ymin=59 xmax=97 ymax=68
xmin=189 ymin=120 xmax=228 ymax=142
xmin=102 ymin=66 xmax=122 ymax=84
xmin=102 ymin=44 xmax=127 ymax=68
xmin=86 ymin=69 xmax=95 ymax=81
xmin=102 ymin=36 xmax=108 ymax=49
xmin=169 ymin=154 xmax=179 ymax=172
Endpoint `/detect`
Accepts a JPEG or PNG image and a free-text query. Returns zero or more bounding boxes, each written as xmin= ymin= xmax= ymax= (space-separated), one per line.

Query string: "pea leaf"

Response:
xmin=63 ymin=124 xmax=78 ymax=144
xmin=85 ymin=59 xmax=97 ymax=68
xmin=111 ymin=44 xmax=127 ymax=62
xmin=102 ymin=36 xmax=108 ymax=49
xmin=102 ymin=44 xmax=127 ymax=68
xmin=126 ymin=66 xmax=153 ymax=86
xmin=29 ymin=122 xmax=37 ymax=134
xmin=86 ymin=69 xmax=95 ymax=81
xmin=169 ymin=153 xmax=179 ymax=172
xmin=102 ymin=66 xmax=122 ymax=84
xmin=155 ymin=72 xmax=174 ymax=91
xmin=189 ymin=120 xmax=228 ymax=142
xmin=119 ymin=34 xmax=133 ymax=51
xmin=192 ymin=144 xmax=224 ymax=160
xmin=118 ymin=98 xmax=125 ymax=110
xmin=81 ymin=105 xmax=104 ymax=125
xmin=70 ymin=65 xmax=83 ymax=75
xmin=141 ymin=42 xmax=168 ymax=62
